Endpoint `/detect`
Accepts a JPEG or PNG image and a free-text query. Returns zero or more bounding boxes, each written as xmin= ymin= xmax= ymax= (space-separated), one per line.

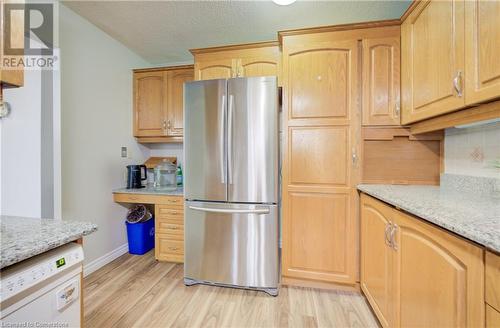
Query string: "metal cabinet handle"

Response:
xmin=166 ymin=199 xmax=179 ymax=203
xmin=453 ymin=71 xmax=463 ymax=97
xmin=167 ymin=120 xmax=171 ymax=130
xmin=162 ymin=120 xmax=167 ymax=129
xmin=167 ymin=225 xmax=179 ymax=230
xmin=385 ymin=223 xmax=392 ymax=247
xmin=394 ymin=102 xmax=400 ymax=118
xmin=352 ymin=148 xmax=358 ymax=165
xmin=390 ymin=224 xmax=398 ymax=250
xmin=168 ymin=247 xmax=179 ymax=251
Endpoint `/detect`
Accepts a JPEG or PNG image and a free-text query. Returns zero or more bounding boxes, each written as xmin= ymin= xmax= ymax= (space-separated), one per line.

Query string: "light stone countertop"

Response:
xmin=0 ymin=216 xmax=97 ymax=269
xmin=113 ymin=185 xmax=183 ymax=197
xmin=357 ymin=182 xmax=500 ymax=253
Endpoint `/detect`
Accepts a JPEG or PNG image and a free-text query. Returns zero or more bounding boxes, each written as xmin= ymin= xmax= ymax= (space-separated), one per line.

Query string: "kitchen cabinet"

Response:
xmin=0 ymin=0 xmax=24 ymax=88
xmin=191 ymin=42 xmax=279 ymax=81
xmin=360 ymin=195 xmax=395 ymax=327
xmin=133 ymin=66 xmax=193 ymax=142
xmin=486 ymin=250 xmax=500 ymax=327
xmin=401 ymin=0 xmax=500 ymax=127
xmin=401 ymin=0 xmax=465 ymax=124
xmin=362 ymin=29 xmax=401 ymax=126
xmin=281 ymin=29 xmax=359 ymax=286
xmin=464 ymin=0 xmax=500 ymax=105
xmin=360 ymin=194 xmax=485 ymax=327
xmin=112 ymin=193 xmax=184 ymax=263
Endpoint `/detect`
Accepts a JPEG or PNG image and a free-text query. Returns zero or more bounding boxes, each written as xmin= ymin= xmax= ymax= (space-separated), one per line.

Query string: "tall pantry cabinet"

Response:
xmin=280 ymin=29 xmax=361 ymax=285
xmin=280 ymin=24 xmax=404 ymax=287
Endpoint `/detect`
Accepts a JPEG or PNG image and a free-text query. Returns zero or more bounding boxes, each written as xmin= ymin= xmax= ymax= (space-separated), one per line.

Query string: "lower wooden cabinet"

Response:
xmin=360 ymin=194 xmax=485 ymax=327
xmin=155 ymin=201 xmax=184 ymax=263
xmin=487 ymin=304 xmax=500 ymax=328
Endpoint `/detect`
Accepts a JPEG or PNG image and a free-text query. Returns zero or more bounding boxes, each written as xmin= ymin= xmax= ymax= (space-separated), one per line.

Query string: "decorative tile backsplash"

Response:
xmin=444 ymin=122 xmax=500 ymax=178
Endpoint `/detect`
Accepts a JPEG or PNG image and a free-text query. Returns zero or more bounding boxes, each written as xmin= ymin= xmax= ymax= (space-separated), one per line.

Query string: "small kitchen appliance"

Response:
xmin=153 ymin=159 xmax=177 ymax=191
xmin=126 ymin=164 xmax=147 ymax=189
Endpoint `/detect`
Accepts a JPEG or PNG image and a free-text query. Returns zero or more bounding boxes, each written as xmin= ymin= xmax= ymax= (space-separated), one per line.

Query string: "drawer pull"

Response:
xmin=129 ymin=196 xmax=138 ymax=201
xmin=168 ymin=247 xmax=180 ymax=251
xmin=167 ymin=199 xmax=179 ymax=203
xmin=167 ymin=226 xmax=180 ymax=230
xmin=168 ymin=211 xmax=179 ymax=215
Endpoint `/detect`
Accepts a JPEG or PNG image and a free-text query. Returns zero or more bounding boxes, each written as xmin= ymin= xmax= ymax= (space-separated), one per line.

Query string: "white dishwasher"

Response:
xmin=1 ymin=243 xmax=84 ymax=327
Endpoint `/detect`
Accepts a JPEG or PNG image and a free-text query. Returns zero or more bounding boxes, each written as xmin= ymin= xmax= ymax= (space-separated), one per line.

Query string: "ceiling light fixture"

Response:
xmin=272 ymin=0 xmax=297 ymax=6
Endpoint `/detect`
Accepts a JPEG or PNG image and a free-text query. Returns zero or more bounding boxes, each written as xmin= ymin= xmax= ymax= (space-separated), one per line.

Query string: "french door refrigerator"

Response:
xmin=183 ymin=76 xmax=279 ymax=296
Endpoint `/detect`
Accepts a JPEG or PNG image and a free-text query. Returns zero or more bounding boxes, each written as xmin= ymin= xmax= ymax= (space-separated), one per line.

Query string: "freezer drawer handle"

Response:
xmin=188 ymin=206 xmax=270 ymax=215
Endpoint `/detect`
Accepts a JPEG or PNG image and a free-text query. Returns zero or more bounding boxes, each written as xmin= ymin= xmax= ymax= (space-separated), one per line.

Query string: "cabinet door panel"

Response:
xmin=465 ymin=0 xmax=500 ymax=104
xmin=289 ymin=126 xmax=348 ymax=186
xmin=394 ymin=212 xmax=484 ymax=328
xmin=401 ymin=0 xmax=465 ymax=124
xmin=289 ymin=47 xmax=354 ymax=120
xmin=363 ymin=35 xmax=400 ymax=126
xmin=240 ymin=61 xmax=277 ymax=78
xmin=360 ymin=195 xmax=394 ymax=328
xmin=195 ymin=58 xmax=233 ymax=81
xmin=284 ymin=192 xmax=354 ymax=283
xmin=133 ymin=72 xmax=165 ymax=137
xmin=166 ymin=69 xmax=193 ymax=136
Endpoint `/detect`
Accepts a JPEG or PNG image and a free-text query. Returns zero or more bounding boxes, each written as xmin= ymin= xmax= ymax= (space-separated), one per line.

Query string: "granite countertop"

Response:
xmin=0 ymin=216 xmax=98 ymax=269
xmin=113 ymin=185 xmax=184 ymax=196
xmin=358 ymin=176 xmax=500 ymax=253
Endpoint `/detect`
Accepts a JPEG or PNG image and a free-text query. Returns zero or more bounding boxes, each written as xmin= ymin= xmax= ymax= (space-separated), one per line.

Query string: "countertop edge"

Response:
xmin=0 ymin=225 xmax=98 ymax=270
xmin=357 ymin=186 xmax=500 ymax=254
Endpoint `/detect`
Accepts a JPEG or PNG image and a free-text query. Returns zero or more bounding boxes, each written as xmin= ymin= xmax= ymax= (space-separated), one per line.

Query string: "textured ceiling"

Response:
xmin=62 ymin=0 xmax=411 ymax=65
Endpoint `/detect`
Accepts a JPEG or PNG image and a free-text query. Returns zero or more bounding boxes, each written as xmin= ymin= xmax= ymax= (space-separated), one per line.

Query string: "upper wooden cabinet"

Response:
xmin=464 ymin=0 xmax=500 ymax=104
xmin=0 ymin=0 xmax=24 ymax=88
xmin=362 ymin=27 xmax=401 ymax=126
xmin=361 ymin=194 xmax=485 ymax=328
xmin=191 ymin=42 xmax=279 ymax=81
xmin=133 ymin=66 xmax=193 ymax=142
xmin=401 ymin=0 xmax=500 ymax=125
xmin=401 ymin=0 xmax=465 ymax=124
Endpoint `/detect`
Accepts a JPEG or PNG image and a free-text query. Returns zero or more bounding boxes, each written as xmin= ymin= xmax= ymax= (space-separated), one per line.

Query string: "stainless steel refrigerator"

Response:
xmin=183 ymin=76 xmax=279 ymax=296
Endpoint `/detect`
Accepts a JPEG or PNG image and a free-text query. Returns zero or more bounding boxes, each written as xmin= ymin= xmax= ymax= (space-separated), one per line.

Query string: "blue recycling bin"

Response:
xmin=126 ymin=218 xmax=155 ymax=255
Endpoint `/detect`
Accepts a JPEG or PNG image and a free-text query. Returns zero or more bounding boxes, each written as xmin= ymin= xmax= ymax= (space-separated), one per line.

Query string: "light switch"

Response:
xmin=121 ymin=147 xmax=127 ymax=158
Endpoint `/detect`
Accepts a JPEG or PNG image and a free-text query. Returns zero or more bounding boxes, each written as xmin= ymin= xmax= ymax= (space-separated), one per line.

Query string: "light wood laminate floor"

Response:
xmin=84 ymin=251 xmax=378 ymax=327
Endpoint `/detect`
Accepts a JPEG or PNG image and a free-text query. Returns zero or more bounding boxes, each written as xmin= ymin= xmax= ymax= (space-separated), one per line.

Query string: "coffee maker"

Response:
xmin=126 ymin=165 xmax=147 ymax=189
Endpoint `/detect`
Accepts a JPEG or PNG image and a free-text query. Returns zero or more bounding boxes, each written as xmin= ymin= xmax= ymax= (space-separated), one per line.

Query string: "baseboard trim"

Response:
xmin=281 ymin=276 xmax=361 ymax=293
xmin=83 ymin=243 xmax=129 ymax=277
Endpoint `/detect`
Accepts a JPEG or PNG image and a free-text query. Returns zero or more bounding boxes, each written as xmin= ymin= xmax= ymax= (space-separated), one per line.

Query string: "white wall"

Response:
xmin=444 ymin=122 xmax=500 ymax=178
xmin=59 ymin=4 xmax=150 ymax=268
xmin=1 ymin=69 xmax=43 ymax=218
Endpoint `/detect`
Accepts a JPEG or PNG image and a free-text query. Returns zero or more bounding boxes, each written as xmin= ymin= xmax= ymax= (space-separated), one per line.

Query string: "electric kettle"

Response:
xmin=126 ymin=165 xmax=147 ymax=189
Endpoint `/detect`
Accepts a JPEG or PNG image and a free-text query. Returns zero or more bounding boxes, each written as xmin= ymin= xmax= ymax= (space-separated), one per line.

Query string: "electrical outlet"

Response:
xmin=121 ymin=147 xmax=127 ymax=158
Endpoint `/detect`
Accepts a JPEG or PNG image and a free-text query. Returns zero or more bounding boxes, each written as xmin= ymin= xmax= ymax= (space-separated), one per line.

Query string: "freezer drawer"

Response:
xmin=184 ymin=201 xmax=279 ymax=289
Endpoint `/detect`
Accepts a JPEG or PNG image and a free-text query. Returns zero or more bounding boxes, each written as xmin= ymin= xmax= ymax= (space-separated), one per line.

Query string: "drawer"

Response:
xmin=486 ymin=251 xmax=500 ymax=311
xmin=156 ymin=206 xmax=183 ymax=219
xmin=157 ymin=236 xmax=184 ymax=255
xmin=156 ymin=221 xmax=184 ymax=239
xmin=113 ymin=193 xmax=157 ymax=204
xmin=157 ymin=196 xmax=183 ymax=206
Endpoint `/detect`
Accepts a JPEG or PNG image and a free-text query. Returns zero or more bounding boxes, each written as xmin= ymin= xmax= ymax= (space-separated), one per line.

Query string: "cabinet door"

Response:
xmin=401 ymin=0 xmax=465 ymax=124
xmin=238 ymin=46 xmax=280 ymax=77
xmin=166 ymin=68 xmax=193 ymax=136
xmin=362 ymin=35 xmax=401 ymax=126
xmin=0 ymin=0 xmax=24 ymax=87
xmin=465 ymin=0 xmax=500 ymax=104
xmin=393 ymin=211 xmax=484 ymax=328
xmin=282 ymin=36 xmax=359 ymax=285
xmin=194 ymin=58 xmax=234 ymax=81
xmin=133 ymin=71 xmax=166 ymax=137
xmin=360 ymin=195 xmax=395 ymax=328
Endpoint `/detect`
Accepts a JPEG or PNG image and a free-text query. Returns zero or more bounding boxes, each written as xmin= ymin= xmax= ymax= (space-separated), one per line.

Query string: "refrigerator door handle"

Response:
xmin=220 ymin=95 xmax=226 ymax=184
xmin=188 ymin=206 xmax=270 ymax=215
xmin=227 ymin=94 xmax=234 ymax=185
